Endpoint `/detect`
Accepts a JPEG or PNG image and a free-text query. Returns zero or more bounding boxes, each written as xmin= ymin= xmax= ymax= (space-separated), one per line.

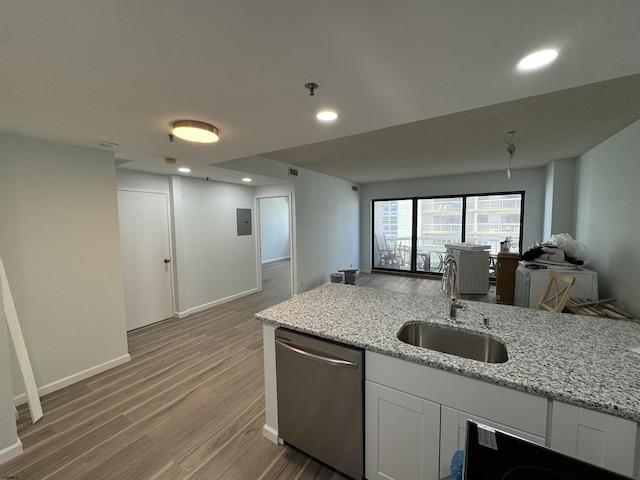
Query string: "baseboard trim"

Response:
xmin=262 ymin=424 xmax=281 ymax=445
xmin=0 ymin=438 xmax=23 ymax=465
xmin=13 ymin=354 xmax=131 ymax=407
xmin=261 ymin=256 xmax=290 ymax=265
xmin=176 ymin=288 xmax=259 ymax=319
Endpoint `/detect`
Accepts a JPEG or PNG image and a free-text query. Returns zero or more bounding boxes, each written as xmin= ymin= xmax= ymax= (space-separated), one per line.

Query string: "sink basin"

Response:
xmin=397 ymin=323 xmax=508 ymax=363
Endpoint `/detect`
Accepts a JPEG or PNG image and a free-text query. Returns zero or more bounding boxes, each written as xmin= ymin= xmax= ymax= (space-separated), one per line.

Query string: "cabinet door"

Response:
xmin=440 ymin=406 xmax=546 ymax=480
xmin=550 ymin=401 xmax=638 ymax=478
xmin=365 ymin=381 xmax=440 ymax=480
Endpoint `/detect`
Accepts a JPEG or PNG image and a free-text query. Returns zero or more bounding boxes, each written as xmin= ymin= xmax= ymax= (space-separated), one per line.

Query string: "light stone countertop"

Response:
xmin=256 ymin=282 xmax=640 ymax=423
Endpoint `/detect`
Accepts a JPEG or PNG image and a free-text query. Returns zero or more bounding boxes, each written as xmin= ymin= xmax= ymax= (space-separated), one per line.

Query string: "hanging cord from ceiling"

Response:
xmin=506 ymin=130 xmax=518 ymax=179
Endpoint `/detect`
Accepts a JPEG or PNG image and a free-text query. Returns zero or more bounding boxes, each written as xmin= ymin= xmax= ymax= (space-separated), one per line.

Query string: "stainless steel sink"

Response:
xmin=397 ymin=322 xmax=508 ymax=363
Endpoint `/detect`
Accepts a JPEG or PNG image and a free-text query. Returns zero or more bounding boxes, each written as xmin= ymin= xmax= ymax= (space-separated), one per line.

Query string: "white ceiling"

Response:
xmin=1 ymin=1 xmax=639 ymax=185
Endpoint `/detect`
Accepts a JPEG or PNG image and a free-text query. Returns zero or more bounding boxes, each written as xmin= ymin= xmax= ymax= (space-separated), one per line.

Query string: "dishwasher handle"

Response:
xmin=275 ymin=339 xmax=359 ymax=368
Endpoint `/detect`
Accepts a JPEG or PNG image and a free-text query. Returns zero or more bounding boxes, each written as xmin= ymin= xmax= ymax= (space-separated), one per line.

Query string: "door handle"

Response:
xmin=163 ymin=258 xmax=171 ymax=264
xmin=276 ymin=339 xmax=358 ymax=368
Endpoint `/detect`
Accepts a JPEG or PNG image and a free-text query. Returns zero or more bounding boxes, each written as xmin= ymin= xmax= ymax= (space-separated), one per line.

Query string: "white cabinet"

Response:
xmin=445 ymin=246 xmax=490 ymax=294
xmin=550 ymin=401 xmax=638 ymax=479
xmin=365 ymin=382 xmax=440 ymax=480
xmin=365 ymin=351 xmax=549 ymax=479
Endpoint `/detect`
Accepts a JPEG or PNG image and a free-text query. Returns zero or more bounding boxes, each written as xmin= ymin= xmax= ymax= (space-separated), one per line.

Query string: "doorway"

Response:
xmin=257 ymin=195 xmax=293 ymax=298
xmin=117 ymin=190 xmax=174 ymax=330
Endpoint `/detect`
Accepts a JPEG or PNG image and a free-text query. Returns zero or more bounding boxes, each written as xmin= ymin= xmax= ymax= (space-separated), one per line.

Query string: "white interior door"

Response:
xmin=117 ymin=190 xmax=173 ymax=331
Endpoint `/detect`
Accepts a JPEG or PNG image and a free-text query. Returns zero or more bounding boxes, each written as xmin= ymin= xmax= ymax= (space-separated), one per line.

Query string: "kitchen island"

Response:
xmin=257 ymin=282 xmax=640 ymax=479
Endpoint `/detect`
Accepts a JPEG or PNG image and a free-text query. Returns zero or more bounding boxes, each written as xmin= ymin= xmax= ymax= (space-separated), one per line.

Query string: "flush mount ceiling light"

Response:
xmin=517 ymin=49 xmax=559 ymax=72
xmin=178 ymin=167 xmax=191 ymax=173
xmin=316 ymin=110 xmax=338 ymax=122
xmin=171 ymin=120 xmax=219 ymax=143
xmin=242 ymin=177 xmax=252 ymax=183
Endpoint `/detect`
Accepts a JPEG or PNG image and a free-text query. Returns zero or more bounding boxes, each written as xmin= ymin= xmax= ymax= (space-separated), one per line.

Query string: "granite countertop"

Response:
xmin=256 ymin=282 xmax=640 ymax=423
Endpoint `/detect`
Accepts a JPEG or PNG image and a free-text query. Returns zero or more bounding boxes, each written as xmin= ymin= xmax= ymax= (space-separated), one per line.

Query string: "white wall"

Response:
xmin=116 ymin=169 xmax=170 ymax=194
xmin=544 ymin=162 xmax=555 ymax=240
xmin=544 ymin=158 xmax=577 ymax=240
xmin=259 ymin=197 xmax=290 ymax=263
xmin=0 ymin=133 xmax=129 ymax=402
xmin=575 ymin=120 xmax=640 ymax=317
xmin=360 ymin=168 xmax=545 ymax=271
xmin=294 ymin=170 xmax=360 ymax=291
xmin=116 ymin=171 xmax=259 ymax=317
xmin=171 ymin=176 xmax=258 ymax=315
xmin=218 ymin=155 xmax=360 ymax=293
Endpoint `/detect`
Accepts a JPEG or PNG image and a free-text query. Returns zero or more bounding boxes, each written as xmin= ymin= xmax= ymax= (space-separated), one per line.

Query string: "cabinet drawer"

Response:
xmin=366 ymin=351 xmax=548 ymax=437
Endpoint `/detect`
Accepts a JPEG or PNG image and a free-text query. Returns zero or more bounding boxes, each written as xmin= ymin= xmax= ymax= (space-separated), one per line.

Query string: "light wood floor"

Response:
xmin=1 ymin=263 xmax=488 ymax=480
xmin=359 ymin=270 xmax=497 ymax=303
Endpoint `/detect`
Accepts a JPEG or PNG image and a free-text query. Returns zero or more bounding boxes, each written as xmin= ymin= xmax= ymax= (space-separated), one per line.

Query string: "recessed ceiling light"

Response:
xmin=316 ymin=110 xmax=338 ymax=122
xmin=517 ymin=49 xmax=559 ymax=72
xmin=172 ymin=120 xmax=219 ymax=143
xmin=242 ymin=177 xmax=252 ymax=183
xmin=178 ymin=167 xmax=191 ymax=173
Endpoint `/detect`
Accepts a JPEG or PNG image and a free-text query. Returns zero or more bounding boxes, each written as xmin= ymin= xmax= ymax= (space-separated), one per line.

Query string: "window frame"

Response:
xmin=371 ymin=191 xmax=525 ymax=275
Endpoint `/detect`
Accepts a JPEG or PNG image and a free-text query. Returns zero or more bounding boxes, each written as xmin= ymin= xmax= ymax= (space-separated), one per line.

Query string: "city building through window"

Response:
xmin=372 ymin=192 xmax=524 ymax=275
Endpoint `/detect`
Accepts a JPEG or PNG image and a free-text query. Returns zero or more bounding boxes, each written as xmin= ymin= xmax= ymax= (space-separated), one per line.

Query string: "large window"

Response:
xmin=373 ymin=200 xmax=414 ymax=271
xmin=372 ymin=192 xmax=524 ymax=275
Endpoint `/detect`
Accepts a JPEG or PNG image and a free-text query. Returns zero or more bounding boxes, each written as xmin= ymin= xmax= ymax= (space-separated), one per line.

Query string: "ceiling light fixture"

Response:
xmin=242 ymin=177 xmax=252 ymax=183
xmin=171 ymin=120 xmax=219 ymax=143
xmin=178 ymin=167 xmax=191 ymax=173
xmin=517 ymin=49 xmax=559 ymax=72
xmin=317 ymin=110 xmax=338 ymax=122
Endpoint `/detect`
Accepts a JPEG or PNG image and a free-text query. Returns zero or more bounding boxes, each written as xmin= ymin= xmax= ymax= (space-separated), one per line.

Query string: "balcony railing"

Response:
xmin=469 ymin=199 xmax=521 ymax=210
xmin=467 ymin=223 xmax=520 ymax=234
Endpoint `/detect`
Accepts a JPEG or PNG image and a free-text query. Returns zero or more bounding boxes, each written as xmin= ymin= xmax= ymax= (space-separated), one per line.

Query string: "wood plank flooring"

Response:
xmin=1 ymin=263 xmax=487 ymax=480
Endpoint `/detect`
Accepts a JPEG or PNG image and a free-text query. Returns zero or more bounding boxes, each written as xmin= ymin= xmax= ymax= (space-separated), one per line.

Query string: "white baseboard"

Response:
xmin=262 ymin=424 xmax=281 ymax=445
xmin=176 ymin=288 xmax=258 ymax=319
xmin=13 ymin=354 xmax=131 ymax=406
xmin=0 ymin=438 xmax=23 ymax=465
xmin=261 ymin=256 xmax=291 ymax=265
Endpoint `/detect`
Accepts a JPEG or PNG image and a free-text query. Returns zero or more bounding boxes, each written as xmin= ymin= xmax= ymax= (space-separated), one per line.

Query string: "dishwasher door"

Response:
xmin=275 ymin=328 xmax=363 ymax=479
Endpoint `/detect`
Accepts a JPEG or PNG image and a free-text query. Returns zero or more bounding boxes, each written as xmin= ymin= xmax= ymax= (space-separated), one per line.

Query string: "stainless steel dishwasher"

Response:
xmin=275 ymin=328 xmax=364 ymax=480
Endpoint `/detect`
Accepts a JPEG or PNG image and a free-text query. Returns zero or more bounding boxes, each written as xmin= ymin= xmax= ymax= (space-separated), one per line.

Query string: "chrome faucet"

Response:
xmin=442 ymin=254 xmax=465 ymax=322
